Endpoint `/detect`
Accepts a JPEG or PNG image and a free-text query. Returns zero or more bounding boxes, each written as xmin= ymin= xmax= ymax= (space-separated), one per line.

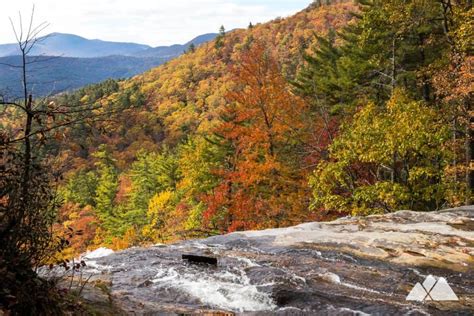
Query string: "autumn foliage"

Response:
xmin=202 ymin=41 xmax=310 ymax=232
xmin=45 ymin=0 xmax=472 ymax=257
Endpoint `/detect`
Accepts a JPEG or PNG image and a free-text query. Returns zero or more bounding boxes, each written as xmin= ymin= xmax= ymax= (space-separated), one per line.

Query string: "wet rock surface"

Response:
xmin=84 ymin=207 xmax=474 ymax=315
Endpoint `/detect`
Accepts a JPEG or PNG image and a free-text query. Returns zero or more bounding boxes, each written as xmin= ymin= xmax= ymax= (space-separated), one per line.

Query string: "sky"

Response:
xmin=0 ymin=0 xmax=313 ymax=46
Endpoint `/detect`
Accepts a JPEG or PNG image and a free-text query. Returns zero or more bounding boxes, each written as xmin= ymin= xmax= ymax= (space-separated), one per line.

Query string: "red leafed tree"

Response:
xmin=53 ymin=203 xmax=99 ymax=258
xmin=204 ymin=41 xmax=311 ymax=232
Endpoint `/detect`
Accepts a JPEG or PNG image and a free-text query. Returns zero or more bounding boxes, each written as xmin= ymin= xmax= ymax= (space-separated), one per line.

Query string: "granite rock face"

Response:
xmin=238 ymin=206 xmax=474 ymax=272
xmin=81 ymin=207 xmax=474 ymax=315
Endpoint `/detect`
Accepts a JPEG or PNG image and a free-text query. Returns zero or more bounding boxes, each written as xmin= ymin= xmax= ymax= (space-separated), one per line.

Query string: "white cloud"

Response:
xmin=0 ymin=0 xmax=312 ymax=46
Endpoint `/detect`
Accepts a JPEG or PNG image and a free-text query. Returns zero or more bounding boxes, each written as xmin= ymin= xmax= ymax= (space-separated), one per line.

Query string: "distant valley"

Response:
xmin=0 ymin=32 xmax=216 ymax=97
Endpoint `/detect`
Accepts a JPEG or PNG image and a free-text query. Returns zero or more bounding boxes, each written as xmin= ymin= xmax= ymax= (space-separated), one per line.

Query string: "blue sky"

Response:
xmin=0 ymin=0 xmax=313 ymax=46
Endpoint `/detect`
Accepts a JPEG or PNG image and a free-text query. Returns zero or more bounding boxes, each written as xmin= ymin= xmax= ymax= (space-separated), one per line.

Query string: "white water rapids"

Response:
xmin=42 ymin=208 xmax=474 ymax=315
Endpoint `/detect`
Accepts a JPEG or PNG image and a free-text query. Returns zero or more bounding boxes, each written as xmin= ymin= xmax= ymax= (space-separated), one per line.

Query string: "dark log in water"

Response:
xmin=182 ymin=254 xmax=218 ymax=265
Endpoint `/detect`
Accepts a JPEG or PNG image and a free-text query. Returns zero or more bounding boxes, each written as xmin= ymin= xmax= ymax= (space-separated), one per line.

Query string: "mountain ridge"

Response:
xmin=0 ymin=32 xmax=218 ymax=96
xmin=0 ymin=32 xmax=217 ymax=58
xmin=0 ymin=32 xmax=150 ymax=58
xmin=134 ymin=33 xmax=218 ymax=58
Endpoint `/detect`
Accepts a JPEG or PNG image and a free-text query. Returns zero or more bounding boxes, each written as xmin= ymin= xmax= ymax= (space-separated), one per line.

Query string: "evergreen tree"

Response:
xmin=293 ymin=29 xmax=343 ymax=112
xmin=93 ymin=145 xmax=120 ymax=234
xmin=63 ymin=170 xmax=98 ymax=207
xmin=297 ymin=0 xmax=451 ymax=108
xmin=187 ymin=43 xmax=196 ymax=53
xmin=125 ymin=149 xmax=180 ymax=228
xmin=219 ymin=25 xmax=226 ymax=36
xmin=215 ymin=25 xmax=226 ymax=49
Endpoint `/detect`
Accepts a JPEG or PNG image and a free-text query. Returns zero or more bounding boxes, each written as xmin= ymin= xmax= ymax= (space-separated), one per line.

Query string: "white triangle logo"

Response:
xmin=406 ymin=283 xmax=429 ymax=301
xmin=429 ymin=278 xmax=459 ymax=301
xmin=406 ymin=275 xmax=459 ymax=302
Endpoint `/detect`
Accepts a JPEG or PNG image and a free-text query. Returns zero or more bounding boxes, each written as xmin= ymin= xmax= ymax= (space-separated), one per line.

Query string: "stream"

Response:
xmin=76 ymin=207 xmax=474 ymax=315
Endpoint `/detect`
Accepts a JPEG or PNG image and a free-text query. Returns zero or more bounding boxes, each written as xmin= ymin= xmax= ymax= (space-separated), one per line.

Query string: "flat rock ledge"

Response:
xmin=233 ymin=206 xmax=474 ymax=272
xmin=79 ymin=206 xmax=474 ymax=315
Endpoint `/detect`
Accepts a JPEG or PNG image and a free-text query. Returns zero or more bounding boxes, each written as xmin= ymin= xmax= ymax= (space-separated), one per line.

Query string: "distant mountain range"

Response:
xmin=0 ymin=33 xmax=151 ymax=58
xmin=134 ymin=33 xmax=217 ymax=58
xmin=0 ymin=32 xmax=217 ymax=97
xmin=0 ymin=32 xmax=217 ymax=58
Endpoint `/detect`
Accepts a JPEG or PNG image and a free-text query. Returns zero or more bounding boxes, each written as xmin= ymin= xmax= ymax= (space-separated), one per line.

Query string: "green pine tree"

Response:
xmin=93 ymin=145 xmax=120 ymax=234
xmin=215 ymin=25 xmax=226 ymax=49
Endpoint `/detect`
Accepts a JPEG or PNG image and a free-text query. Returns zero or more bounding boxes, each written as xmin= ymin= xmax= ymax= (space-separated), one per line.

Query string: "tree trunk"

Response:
xmin=21 ymin=47 xmax=32 ymax=206
xmin=465 ymin=111 xmax=473 ymax=205
xmin=22 ymin=95 xmax=33 ymax=196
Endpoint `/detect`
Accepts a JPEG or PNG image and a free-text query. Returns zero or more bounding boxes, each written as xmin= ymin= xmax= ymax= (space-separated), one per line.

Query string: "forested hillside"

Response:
xmin=46 ymin=0 xmax=472 ymax=257
xmin=0 ymin=55 xmax=168 ymax=97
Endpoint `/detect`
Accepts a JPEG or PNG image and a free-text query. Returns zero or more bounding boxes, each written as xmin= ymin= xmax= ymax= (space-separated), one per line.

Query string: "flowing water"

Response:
xmin=83 ymin=240 xmax=472 ymax=314
xmin=73 ymin=208 xmax=474 ymax=315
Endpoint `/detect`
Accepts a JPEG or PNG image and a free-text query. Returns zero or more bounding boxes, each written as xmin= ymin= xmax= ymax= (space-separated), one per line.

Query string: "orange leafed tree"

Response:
xmin=204 ymin=41 xmax=311 ymax=232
